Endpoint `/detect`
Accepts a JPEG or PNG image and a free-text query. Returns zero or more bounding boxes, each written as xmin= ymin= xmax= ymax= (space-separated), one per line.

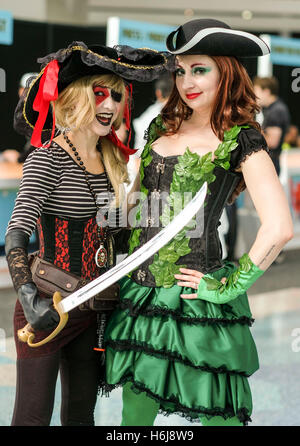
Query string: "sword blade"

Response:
xmin=58 ymin=182 xmax=207 ymax=314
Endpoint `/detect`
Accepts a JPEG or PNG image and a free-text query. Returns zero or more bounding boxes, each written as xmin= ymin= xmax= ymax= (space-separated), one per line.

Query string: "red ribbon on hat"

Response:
xmin=31 ymin=60 xmax=60 ymax=147
xmin=107 ymin=83 xmax=137 ymax=163
xmin=108 ymin=127 xmax=137 ymax=163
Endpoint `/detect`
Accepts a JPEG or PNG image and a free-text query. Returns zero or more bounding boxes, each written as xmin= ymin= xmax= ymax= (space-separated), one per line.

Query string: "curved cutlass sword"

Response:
xmin=18 ymin=182 xmax=207 ymax=347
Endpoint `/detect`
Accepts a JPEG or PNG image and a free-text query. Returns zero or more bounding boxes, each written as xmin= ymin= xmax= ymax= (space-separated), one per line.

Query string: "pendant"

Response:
xmin=95 ymin=243 xmax=108 ymax=268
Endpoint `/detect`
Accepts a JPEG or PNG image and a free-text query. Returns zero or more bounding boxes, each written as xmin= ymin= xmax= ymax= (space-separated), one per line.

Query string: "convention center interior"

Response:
xmin=1 ymin=0 xmax=300 ymax=428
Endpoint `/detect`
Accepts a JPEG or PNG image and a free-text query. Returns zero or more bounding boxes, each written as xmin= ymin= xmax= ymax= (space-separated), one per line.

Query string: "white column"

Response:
xmin=257 ymin=34 xmax=273 ymax=76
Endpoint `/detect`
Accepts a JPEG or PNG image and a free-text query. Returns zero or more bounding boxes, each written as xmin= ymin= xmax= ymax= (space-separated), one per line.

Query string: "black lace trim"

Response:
xmin=118 ymin=298 xmax=254 ymax=327
xmin=235 ymin=145 xmax=270 ymax=170
xmin=99 ymin=377 xmax=251 ymax=425
xmin=105 ymin=339 xmax=250 ymax=377
xmin=6 ymin=247 xmax=33 ymax=291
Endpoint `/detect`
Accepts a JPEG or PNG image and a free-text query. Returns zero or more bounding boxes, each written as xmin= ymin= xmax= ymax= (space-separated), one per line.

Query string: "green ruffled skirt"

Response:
xmin=103 ymin=262 xmax=259 ymax=424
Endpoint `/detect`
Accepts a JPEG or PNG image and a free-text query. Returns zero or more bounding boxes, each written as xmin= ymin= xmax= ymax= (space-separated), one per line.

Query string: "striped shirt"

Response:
xmin=7 ymin=141 xmax=120 ymax=237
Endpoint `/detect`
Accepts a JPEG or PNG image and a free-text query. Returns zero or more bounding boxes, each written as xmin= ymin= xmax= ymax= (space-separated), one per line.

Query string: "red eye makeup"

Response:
xmin=93 ymin=86 xmax=109 ymax=105
xmin=93 ymin=86 xmax=122 ymax=105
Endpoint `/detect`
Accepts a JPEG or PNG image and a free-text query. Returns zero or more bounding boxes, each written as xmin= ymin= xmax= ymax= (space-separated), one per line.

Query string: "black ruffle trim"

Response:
xmin=99 ymin=377 xmax=251 ymax=425
xmin=118 ymin=298 xmax=254 ymax=327
xmin=105 ymin=339 xmax=250 ymax=377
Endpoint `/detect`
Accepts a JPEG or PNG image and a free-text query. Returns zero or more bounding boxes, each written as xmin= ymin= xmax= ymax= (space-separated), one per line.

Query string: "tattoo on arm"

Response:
xmin=258 ymin=245 xmax=276 ymax=268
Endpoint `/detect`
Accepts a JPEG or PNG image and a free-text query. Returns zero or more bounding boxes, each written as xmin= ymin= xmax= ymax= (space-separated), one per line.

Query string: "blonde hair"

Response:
xmin=54 ymin=74 xmax=129 ymax=207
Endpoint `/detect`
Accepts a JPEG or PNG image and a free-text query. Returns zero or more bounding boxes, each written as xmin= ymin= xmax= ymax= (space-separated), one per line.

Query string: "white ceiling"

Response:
xmin=84 ymin=0 xmax=300 ymax=33
xmin=2 ymin=0 xmax=300 ymax=34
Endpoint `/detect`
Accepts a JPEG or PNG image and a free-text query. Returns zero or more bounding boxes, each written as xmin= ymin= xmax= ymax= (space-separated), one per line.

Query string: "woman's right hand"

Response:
xmin=17 ymin=283 xmax=60 ymax=331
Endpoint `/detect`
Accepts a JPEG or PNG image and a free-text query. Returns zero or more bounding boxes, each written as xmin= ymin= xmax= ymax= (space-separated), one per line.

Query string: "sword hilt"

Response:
xmin=17 ymin=291 xmax=69 ymax=348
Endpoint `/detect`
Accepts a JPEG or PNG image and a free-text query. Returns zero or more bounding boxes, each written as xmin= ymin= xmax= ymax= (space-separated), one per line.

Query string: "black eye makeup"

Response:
xmin=93 ymin=84 xmax=122 ymax=103
xmin=111 ymin=89 xmax=122 ymax=103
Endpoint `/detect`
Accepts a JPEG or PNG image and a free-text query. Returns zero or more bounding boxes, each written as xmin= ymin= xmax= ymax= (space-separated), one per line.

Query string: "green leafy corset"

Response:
xmin=128 ymin=115 xmax=248 ymax=288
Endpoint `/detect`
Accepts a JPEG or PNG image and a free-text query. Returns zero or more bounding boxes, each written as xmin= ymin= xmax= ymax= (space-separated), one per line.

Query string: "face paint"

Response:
xmin=111 ymin=89 xmax=122 ymax=103
xmin=93 ymin=86 xmax=109 ymax=106
xmin=93 ymin=85 xmax=120 ymax=130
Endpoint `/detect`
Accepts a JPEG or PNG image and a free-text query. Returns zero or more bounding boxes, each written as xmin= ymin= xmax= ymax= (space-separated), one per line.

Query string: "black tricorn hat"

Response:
xmin=166 ymin=19 xmax=270 ymax=57
xmin=14 ymin=41 xmax=175 ymax=148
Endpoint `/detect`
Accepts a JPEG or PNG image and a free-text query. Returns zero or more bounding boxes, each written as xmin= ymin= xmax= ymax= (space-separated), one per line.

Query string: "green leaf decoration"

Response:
xmin=174 ymin=163 xmax=186 ymax=177
xmin=170 ymin=172 xmax=182 ymax=194
xmin=214 ymin=125 xmax=249 ymax=170
xmin=140 ymin=182 xmax=148 ymax=197
xmin=223 ymin=125 xmax=248 ymax=141
xmin=128 ymin=118 xmax=249 ymax=287
xmin=149 ymin=256 xmax=185 ymax=288
xmin=158 ymin=244 xmax=181 ymax=263
xmin=228 ymin=141 xmax=239 ymax=153
xmin=238 ymin=253 xmax=253 ymax=272
xmin=155 ymin=114 xmax=165 ymax=131
xmin=202 ymin=276 xmax=223 ymax=291
xmin=128 ymin=228 xmax=142 ymax=256
xmin=214 ymin=142 xmax=230 ymax=159
xmin=174 ymin=237 xmax=192 ymax=257
xmin=143 ymin=152 xmax=153 ymax=168
xmin=148 ymin=123 xmax=157 ymax=141
xmin=173 ymin=228 xmax=187 ymax=242
xmin=221 ymin=161 xmax=231 ymax=170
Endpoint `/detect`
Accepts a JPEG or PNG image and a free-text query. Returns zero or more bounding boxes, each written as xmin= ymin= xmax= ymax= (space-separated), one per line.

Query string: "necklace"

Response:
xmin=63 ymin=132 xmax=110 ymax=269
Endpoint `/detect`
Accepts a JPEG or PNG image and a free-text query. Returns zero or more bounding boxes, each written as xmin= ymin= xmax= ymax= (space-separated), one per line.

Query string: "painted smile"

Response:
xmin=96 ymin=113 xmax=113 ymax=126
xmin=186 ymin=92 xmax=202 ymax=100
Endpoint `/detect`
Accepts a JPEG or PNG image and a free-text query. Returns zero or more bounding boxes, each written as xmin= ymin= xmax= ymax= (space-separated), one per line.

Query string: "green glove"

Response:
xmin=197 ymin=253 xmax=264 ymax=304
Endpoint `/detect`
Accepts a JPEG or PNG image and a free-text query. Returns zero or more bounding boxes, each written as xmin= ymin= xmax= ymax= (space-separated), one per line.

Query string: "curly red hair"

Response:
xmin=160 ymin=56 xmax=261 ymax=139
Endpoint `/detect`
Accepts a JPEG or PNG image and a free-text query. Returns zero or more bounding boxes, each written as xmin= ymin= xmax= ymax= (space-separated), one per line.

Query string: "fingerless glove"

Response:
xmin=197 ymin=253 xmax=264 ymax=304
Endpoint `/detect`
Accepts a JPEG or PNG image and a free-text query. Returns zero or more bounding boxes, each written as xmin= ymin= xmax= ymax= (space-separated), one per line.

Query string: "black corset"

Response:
xmin=37 ymin=213 xmax=116 ymax=280
xmin=130 ymin=150 xmax=241 ymax=287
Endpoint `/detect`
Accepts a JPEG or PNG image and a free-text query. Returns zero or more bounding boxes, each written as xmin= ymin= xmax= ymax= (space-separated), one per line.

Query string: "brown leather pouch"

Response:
xmin=78 ymin=282 xmax=120 ymax=312
xmin=28 ymin=253 xmax=119 ymax=312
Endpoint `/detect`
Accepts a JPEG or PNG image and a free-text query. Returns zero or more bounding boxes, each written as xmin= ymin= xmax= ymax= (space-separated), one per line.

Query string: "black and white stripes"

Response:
xmin=6 ymin=142 xmax=115 ymax=237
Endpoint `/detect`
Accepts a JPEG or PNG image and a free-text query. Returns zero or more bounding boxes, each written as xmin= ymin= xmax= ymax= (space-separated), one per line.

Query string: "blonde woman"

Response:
xmin=5 ymin=42 xmax=173 ymax=426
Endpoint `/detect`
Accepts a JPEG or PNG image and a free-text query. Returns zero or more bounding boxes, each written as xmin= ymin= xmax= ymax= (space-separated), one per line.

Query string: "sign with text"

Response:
xmin=270 ymin=35 xmax=300 ymax=67
xmin=0 ymin=10 xmax=13 ymax=45
xmin=107 ymin=17 xmax=174 ymax=51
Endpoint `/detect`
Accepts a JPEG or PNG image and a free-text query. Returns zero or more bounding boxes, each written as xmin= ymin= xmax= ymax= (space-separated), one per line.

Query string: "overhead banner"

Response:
xmin=270 ymin=35 xmax=300 ymax=67
xmin=0 ymin=10 xmax=13 ymax=45
xmin=107 ymin=17 xmax=174 ymax=51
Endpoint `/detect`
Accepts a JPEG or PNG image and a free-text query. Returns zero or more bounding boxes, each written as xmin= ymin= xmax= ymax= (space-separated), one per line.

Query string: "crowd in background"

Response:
xmin=0 ymin=72 xmax=298 ymax=263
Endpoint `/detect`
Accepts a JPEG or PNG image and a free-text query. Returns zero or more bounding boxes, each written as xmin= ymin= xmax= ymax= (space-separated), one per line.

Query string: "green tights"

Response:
xmin=121 ymin=383 xmax=243 ymax=426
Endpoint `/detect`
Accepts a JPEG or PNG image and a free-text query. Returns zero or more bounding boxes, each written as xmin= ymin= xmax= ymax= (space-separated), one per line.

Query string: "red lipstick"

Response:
xmin=186 ymin=92 xmax=202 ymax=100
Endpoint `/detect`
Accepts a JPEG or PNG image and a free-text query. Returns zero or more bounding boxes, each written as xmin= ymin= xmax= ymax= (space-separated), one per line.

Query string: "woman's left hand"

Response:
xmin=174 ymin=268 xmax=226 ymax=300
xmin=174 ymin=267 xmax=203 ymax=299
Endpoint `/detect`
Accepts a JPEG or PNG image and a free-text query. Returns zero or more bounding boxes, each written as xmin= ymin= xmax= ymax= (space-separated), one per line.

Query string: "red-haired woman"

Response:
xmin=103 ymin=20 xmax=293 ymax=426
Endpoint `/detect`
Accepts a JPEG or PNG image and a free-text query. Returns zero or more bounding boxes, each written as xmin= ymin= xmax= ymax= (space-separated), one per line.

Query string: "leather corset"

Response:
xmin=130 ymin=150 xmax=242 ymax=287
